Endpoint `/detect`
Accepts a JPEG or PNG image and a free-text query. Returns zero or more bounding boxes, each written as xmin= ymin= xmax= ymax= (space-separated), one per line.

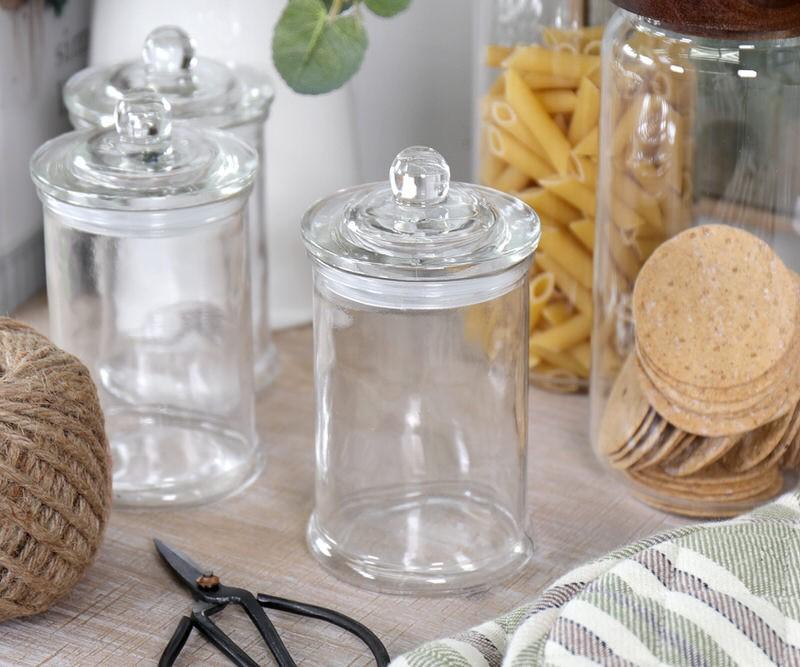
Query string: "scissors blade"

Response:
xmin=154 ymin=539 xmax=210 ymax=595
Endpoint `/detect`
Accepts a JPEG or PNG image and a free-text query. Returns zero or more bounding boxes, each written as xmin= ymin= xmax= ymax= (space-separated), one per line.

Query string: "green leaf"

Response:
xmin=364 ymin=0 xmax=410 ymax=17
xmin=322 ymin=0 xmax=354 ymax=11
xmin=273 ymin=0 xmax=368 ymax=95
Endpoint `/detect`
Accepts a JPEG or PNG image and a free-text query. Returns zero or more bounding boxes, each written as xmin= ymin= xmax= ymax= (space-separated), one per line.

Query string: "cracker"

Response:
xmin=635 ymin=355 xmax=798 ymax=437
xmin=633 ymin=225 xmax=798 ymax=389
xmin=599 ymin=354 xmax=650 ymax=456
xmin=613 ymin=414 xmax=669 ymax=470
xmin=716 ymin=406 xmax=796 ymax=473
xmin=661 ymin=433 xmax=741 ymax=478
xmin=632 ymin=425 xmax=688 ymax=470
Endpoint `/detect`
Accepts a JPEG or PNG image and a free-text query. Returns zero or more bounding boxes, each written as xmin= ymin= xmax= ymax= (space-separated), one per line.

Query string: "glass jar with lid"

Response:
xmin=475 ymin=0 xmax=613 ymax=393
xmin=31 ymin=91 xmax=260 ymax=507
xmin=302 ymin=146 xmax=540 ymax=594
xmin=590 ymin=1 xmax=800 ymax=516
xmin=63 ymin=26 xmax=278 ymax=389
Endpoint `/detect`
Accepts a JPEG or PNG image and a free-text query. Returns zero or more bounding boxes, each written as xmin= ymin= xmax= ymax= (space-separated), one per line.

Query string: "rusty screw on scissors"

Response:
xmin=155 ymin=540 xmax=391 ymax=666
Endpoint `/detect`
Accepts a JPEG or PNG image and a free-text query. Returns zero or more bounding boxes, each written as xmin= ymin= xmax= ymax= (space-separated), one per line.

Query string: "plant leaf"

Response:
xmin=273 ymin=0 xmax=368 ymax=95
xmin=322 ymin=0 xmax=354 ymax=11
xmin=364 ymin=0 xmax=410 ymax=18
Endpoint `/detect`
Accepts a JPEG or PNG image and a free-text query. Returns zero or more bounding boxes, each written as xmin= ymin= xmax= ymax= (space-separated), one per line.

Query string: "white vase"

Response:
xmin=89 ymin=0 xmax=361 ymax=328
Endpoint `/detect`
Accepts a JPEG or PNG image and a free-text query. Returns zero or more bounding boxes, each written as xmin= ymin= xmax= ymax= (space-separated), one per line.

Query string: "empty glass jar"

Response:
xmin=590 ymin=1 xmax=800 ymax=515
xmin=63 ymin=26 xmax=278 ymax=388
xmin=31 ymin=91 xmax=260 ymax=507
xmin=302 ymin=146 xmax=540 ymax=594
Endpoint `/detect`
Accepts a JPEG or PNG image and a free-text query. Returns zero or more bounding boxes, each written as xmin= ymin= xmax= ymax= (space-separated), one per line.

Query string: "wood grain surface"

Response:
xmin=610 ymin=0 xmax=800 ymax=36
xmin=1 ymin=294 xmax=688 ymax=666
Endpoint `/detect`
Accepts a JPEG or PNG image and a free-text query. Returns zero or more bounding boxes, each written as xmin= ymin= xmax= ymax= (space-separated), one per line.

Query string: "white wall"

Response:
xmin=350 ymin=0 xmax=476 ymax=182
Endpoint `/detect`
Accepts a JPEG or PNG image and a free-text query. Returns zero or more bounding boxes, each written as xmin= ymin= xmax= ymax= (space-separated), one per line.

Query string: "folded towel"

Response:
xmin=391 ymin=490 xmax=800 ymax=667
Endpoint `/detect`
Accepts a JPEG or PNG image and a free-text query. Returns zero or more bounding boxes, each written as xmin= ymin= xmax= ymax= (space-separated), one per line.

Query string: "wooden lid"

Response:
xmin=611 ymin=0 xmax=800 ymax=37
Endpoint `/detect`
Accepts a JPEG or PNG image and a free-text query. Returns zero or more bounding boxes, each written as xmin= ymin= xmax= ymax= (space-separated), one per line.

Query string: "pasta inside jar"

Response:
xmin=479 ymin=26 xmax=603 ymax=392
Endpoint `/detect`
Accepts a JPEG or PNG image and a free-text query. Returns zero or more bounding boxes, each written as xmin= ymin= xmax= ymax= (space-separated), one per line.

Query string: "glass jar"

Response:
xmin=302 ymin=147 xmax=540 ymax=594
xmin=63 ymin=26 xmax=278 ymax=389
xmin=475 ymin=0 xmax=612 ymax=393
xmin=590 ymin=2 xmax=800 ymax=516
xmin=31 ymin=91 xmax=260 ymax=507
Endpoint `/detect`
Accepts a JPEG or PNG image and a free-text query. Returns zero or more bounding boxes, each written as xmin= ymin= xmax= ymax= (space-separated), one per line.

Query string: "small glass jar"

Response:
xmin=302 ymin=146 xmax=540 ymax=594
xmin=63 ymin=26 xmax=278 ymax=389
xmin=475 ymin=0 xmax=613 ymax=393
xmin=31 ymin=91 xmax=260 ymax=507
xmin=590 ymin=2 xmax=800 ymax=516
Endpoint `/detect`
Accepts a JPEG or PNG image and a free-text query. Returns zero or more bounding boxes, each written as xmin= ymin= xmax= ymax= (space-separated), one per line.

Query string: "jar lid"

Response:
xmin=31 ymin=90 xmax=258 ymax=212
xmin=64 ymin=26 xmax=273 ymax=129
xmin=610 ymin=0 xmax=800 ymax=37
xmin=301 ymin=146 xmax=540 ymax=281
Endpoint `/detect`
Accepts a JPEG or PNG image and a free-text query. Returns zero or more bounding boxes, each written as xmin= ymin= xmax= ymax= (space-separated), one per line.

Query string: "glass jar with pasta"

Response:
xmin=476 ymin=0 xmax=613 ymax=392
xmin=590 ymin=1 xmax=800 ymax=517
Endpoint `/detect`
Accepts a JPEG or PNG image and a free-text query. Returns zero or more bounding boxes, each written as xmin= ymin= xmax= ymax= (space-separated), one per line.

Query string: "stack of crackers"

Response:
xmin=599 ymin=225 xmax=800 ymax=517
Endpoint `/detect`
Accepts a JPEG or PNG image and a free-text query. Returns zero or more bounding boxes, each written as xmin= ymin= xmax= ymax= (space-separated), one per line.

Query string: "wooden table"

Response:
xmin=3 ymin=295 xmax=687 ymax=666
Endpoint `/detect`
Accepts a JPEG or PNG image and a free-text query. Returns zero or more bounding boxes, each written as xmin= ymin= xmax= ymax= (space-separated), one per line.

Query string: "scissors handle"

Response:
xmin=257 ymin=593 xmax=391 ymax=667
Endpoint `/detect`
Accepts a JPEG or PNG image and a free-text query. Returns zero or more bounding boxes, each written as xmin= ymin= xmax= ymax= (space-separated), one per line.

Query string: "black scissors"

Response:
xmin=155 ymin=539 xmax=391 ymax=667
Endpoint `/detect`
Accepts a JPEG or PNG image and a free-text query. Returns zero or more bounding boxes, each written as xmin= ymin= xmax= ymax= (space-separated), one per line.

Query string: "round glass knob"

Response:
xmin=114 ymin=91 xmax=173 ymax=154
xmin=142 ymin=25 xmax=196 ymax=74
xmin=390 ymin=146 xmax=450 ymax=206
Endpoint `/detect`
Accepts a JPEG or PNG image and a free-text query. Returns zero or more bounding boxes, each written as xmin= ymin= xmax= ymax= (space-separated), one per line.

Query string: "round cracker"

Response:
xmin=599 ymin=354 xmax=650 ymax=456
xmin=661 ymin=433 xmax=741 ymax=478
xmin=633 ymin=225 xmax=798 ymax=389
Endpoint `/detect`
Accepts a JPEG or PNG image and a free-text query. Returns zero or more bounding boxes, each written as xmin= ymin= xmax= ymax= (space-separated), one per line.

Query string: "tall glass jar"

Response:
xmin=302 ymin=147 xmax=540 ymax=594
xmin=475 ymin=0 xmax=612 ymax=393
xmin=31 ymin=92 xmax=260 ymax=507
xmin=63 ymin=26 xmax=278 ymax=389
xmin=590 ymin=2 xmax=800 ymax=517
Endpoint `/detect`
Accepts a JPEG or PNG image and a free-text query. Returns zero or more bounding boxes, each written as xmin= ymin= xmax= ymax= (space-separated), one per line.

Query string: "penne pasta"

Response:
xmin=573 ymin=127 xmax=599 ymax=157
xmin=488 ymin=125 xmax=554 ymax=181
xmin=540 ymin=177 xmax=597 ymax=218
xmin=539 ymin=227 xmax=594 ymax=289
xmin=568 ymin=77 xmax=601 ymax=145
xmin=542 ymin=301 xmax=574 ymax=326
xmin=530 ymin=312 xmax=592 ymax=353
xmin=505 ymin=45 xmax=601 ymax=80
xmin=529 ymin=272 xmax=556 ymax=330
xmin=517 ymin=187 xmax=581 ymax=225
xmin=569 ymin=219 xmax=596 ymax=251
xmin=505 ymin=69 xmax=573 ymax=176
xmin=492 ymin=164 xmax=530 ymax=192
xmin=537 ymin=90 xmax=578 ymax=114
xmin=535 ymin=253 xmax=593 ymax=315
xmin=570 ymin=155 xmax=598 ymax=187
xmin=570 ymin=341 xmax=592 ymax=373
xmin=486 ymin=45 xmax=513 ymax=68
xmin=530 ymin=343 xmax=589 ymax=379
xmin=490 ymin=101 xmax=551 ymax=162
xmin=521 ymin=71 xmax=580 ymax=90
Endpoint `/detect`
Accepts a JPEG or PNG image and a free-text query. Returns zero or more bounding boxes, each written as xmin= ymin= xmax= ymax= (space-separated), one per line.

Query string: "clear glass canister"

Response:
xmin=475 ymin=0 xmax=613 ymax=393
xmin=30 ymin=91 xmax=260 ymax=507
xmin=63 ymin=26 xmax=278 ymax=389
xmin=302 ymin=147 xmax=540 ymax=594
xmin=590 ymin=2 xmax=800 ymax=516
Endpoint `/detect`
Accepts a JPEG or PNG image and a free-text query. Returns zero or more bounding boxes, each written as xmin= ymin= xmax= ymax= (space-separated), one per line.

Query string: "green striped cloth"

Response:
xmin=390 ymin=490 xmax=800 ymax=667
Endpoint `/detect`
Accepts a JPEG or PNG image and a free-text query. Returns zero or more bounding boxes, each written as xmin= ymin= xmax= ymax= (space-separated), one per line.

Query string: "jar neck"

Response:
xmin=312 ymin=260 xmax=531 ymax=311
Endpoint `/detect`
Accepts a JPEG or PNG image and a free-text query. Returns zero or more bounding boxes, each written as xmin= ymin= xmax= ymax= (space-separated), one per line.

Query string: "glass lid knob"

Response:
xmin=142 ymin=25 xmax=197 ymax=74
xmin=114 ymin=90 xmax=173 ymax=155
xmin=390 ymin=146 xmax=450 ymax=206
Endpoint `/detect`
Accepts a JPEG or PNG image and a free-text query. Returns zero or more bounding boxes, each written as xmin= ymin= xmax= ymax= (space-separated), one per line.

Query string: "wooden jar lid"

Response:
xmin=610 ymin=0 xmax=800 ymax=37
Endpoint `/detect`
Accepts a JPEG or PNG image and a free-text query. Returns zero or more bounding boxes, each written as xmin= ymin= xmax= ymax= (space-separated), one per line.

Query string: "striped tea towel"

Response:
xmin=390 ymin=490 xmax=800 ymax=667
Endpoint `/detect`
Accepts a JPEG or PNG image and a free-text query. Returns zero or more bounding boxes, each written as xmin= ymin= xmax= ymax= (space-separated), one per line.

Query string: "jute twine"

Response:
xmin=0 ymin=318 xmax=111 ymax=622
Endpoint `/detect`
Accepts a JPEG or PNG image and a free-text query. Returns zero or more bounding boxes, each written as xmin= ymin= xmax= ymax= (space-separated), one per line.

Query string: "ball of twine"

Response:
xmin=0 ymin=318 xmax=111 ymax=622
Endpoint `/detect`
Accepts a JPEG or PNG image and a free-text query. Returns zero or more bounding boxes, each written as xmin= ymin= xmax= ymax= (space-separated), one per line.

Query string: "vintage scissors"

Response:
xmin=155 ymin=539 xmax=391 ymax=667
